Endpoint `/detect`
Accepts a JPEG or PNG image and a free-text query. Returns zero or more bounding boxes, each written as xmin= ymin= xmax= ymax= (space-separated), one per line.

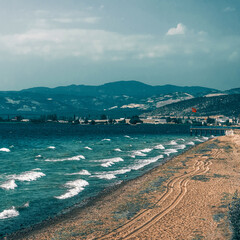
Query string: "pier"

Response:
xmin=190 ymin=127 xmax=227 ymax=136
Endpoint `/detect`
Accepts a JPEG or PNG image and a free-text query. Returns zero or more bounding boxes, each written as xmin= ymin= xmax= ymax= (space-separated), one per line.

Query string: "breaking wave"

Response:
xmin=94 ymin=173 xmax=117 ymax=180
xmin=169 ymin=140 xmax=177 ymax=145
xmin=131 ymin=155 xmax=164 ymax=170
xmin=65 ymin=170 xmax=91 ymax=176
xmin=0 ymin=148 xmax=10 ymax=152
xmin=45 ymin=155 xmax=85 ymax=162
xmin=84 ymin=146 xmax=92 ymax=150
xmin=55 ymin=179 xmax=89 ymax=200
xmin=101 ymin=138 xmax=111 ymax=142
xmin=97 ymin=157 xmax=124 ymax=168
xmin=175 ymin=144 xmax=186 ymax=150
xmin=47 ymin=146 xmax=56 ymax=149
xmin=114 ymin=148 xmax=122 ymax=152
xmin=154 ymin=144 xmax=165 ymax=150
xmin=8 ymin=170 xmax=46 ymax=182
xmin=0 ymin=207 xmax=19 ymax=220
xmin=0 ymin=180 xmax=17 ymax=190
xmin=164 ymin=149 xmax=178 ymax=156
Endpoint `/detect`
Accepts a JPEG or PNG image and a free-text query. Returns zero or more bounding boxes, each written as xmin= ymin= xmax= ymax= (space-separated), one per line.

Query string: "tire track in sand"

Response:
xmin=97 ymin=160 xmax=209 ymax=240
xmin=123 ymin=161 xmax=212 ymax=240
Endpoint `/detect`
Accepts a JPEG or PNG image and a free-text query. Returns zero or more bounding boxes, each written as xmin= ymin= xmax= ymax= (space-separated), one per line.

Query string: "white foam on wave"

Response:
xmin=202 ymin=136 xmax=209 ymax=140
xmin=94 ymin=173 xmax=117 ymax=180
xmin=0 ymin=207 xmax=19 ymax=220
xmin=175 ymin=144 xmax=186 ymax=150
xmin=0 ymin=179 xmax=17 ymax=190
xmin=187 ymin=141 xmax=195 ymax=145
xmin=140 ymin=148 xmax=153 ymax=153
xmin=35 ymin=155 xmax=42 ymax=158
xmin=45 ymin=155 xmax=85 ymax=162
xmin=124 ymin=135 xmax=131 ymax=138
xmin=130 ymin=151 xmax=146 ymax=158
xmin=169 ymin=140 xmax=177 ymax=145
xmin=154 ymin=144 xmax=165 ymax=150
xmin=55 ymin=179 xmax=89 ymax=200
xmin=47 ymin=146 xmax=56 ymax=149
xmin=177 ymin=138 xmax=185 ymax=141
xmin=195 ymin=138 xmax=204 ymax=142
xmin=96 ymin=157 xmax=124 ymax=168
xmin=0 ymin=148 xmax=10 ymax=152
xmin=9 ymin=170 xmax=46 ymax=182
xmin=164 ymin=149 xmax=178 ymax=156
xmin=131 ymin=155 xmax=164 ymax=170
xmin=65 ymin=170 xmax=91 ymax=176
xmin=101 ymin=138 xmax=111 ymax=142
xmin=84 ymin=146 xmax=92 ymax=150
xmin=114 ymin=148 xmax=122 ymax=152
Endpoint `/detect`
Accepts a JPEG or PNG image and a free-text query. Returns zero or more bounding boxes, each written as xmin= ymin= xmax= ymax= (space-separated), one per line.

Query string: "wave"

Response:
xmin=0 ymin=148 xmax=10 ymax=152
xmin=175 ymin=144 xmax=186 ymax=150
xmin=177 ymin=138 xmax=185 ymax=141
xmin=84 ymin=146 xmax=92 ymax=150
xmin=131 ymin=155 xmax=164 ymax=170
xmin=114 ymin=148 xmax=122 ymax=152
xmin=195 ymin=138 xmax=204 ymax=142
xmin=124 ymin=135 xmax=131 ymax=138
xmin=65 ymin=170 xmax=91 ymax=176
xmin=0 ymin=207 xmax=19 ymax=220
xmin=0 ymin=179 xmax=17 ymax=190
xmin=97 ymin=157 xmax=124 ymax=168
xmin=164 ymin=149 xmax=178 ymax=156
xmin=47 ymin=146 xmax=56 ymax=149
xmin=35 ymin=155 xmax=42 ymax=158
xmin=101 ymin=138 xmax=111 ymax=142
xmin=130 ymin=148 xmax=152 ymax=158
xmin=187 ymin=141 xmax=195 ymax=145
xmin=9 ymin=170 xmax=46 ymax=182
xmin=94 ymin=173 xmax=117 ymax=180
xmin=140 ymin=148 xmax=153 ymax=153
xmin=202 ymin=136 xmax=209 ymax=140
xmin=55 ymin=179 xmax=89 ymax=200
xmin=169 ymin=140 xmax=177 ymax=145
xmin=45 ymin=155 xmax=85 ymax=162
xmin=154 ymin=144 xmax=165 ymax=150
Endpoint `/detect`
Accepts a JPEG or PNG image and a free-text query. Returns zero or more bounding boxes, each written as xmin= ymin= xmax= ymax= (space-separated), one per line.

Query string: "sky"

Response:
xmin=0 ymin=0 xmax=239 ymax=91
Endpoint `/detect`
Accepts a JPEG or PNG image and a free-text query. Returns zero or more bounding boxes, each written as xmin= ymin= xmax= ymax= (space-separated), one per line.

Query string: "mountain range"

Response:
xmin=0 ymin=81 xmax=239 ymax=118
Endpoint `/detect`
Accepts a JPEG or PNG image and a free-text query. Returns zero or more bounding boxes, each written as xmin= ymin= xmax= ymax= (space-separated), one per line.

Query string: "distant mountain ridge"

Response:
xmin=0 ymin=80 xmax=238 ymax=118
xmin=142 ymin=94 xmax=240 ymax=117
xmin=20 ymin=81 xmax=217 ymax=97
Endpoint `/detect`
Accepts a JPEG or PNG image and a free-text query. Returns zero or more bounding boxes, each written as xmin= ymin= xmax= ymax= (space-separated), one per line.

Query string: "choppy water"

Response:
xmin=0 ymin=123 xmax=210 ymax=236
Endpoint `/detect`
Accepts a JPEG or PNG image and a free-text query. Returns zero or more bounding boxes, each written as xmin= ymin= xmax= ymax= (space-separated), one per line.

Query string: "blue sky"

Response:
xmin=0 ymin=0 xmax=239 ymax=90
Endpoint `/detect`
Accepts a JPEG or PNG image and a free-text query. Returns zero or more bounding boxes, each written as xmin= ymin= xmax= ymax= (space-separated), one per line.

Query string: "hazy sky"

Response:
xmin=0 ymin=0 xmax=239 ymax=90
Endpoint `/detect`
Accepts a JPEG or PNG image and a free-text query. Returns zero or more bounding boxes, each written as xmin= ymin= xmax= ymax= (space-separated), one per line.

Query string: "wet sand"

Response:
xmin=8 ymin=132 xmax=240 ymax=240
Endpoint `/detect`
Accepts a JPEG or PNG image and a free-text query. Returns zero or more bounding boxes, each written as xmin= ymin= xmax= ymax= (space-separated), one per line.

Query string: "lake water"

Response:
xmin=0 ymin=123 xmax=209 ymax=237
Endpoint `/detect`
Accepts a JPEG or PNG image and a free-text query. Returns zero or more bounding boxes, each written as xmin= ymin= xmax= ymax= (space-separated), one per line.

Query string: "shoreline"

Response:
xmin=7 ymin=133 xmax=240 ymax=239
xmin=6 ymin=141 xmax=195 ymax=239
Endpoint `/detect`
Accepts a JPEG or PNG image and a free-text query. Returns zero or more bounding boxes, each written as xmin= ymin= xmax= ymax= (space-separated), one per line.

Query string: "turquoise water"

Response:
xmin=0 ymin=123 xmax=209 ymax=237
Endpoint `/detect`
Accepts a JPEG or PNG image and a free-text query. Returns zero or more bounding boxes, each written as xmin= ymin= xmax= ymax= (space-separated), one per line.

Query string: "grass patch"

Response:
xmin=113 ymin=197 xmax=152 ymax=220
xmin=213 ymin=173 xmax=230 ymax=179
xmin=228 ymin=191 xmax=240 ymax=239
xmin=191 ymin=175 xmax=210 ymax=182
xmin=213 ymin=213 xmax=225 ymax=222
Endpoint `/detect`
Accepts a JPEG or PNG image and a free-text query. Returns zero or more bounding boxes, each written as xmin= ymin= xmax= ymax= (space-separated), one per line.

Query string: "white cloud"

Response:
xmin=0 ymin=28 xmax=157 ymax=60
xmin=166 ymin=23 xmax=186 ymax=36
xmin=223 ymin=7 xmax=235 ymax=12
xmin=53 ymin=17 xmax=100 ymax=24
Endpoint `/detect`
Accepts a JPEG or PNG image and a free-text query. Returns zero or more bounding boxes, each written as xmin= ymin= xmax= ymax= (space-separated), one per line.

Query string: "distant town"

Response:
xmin=0 ymin=113 xmax=239 ymax=127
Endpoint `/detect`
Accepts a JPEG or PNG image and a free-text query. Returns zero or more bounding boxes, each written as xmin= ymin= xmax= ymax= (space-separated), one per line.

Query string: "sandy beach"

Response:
xmin=8 ymin=131 xmax=240 ymax=240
